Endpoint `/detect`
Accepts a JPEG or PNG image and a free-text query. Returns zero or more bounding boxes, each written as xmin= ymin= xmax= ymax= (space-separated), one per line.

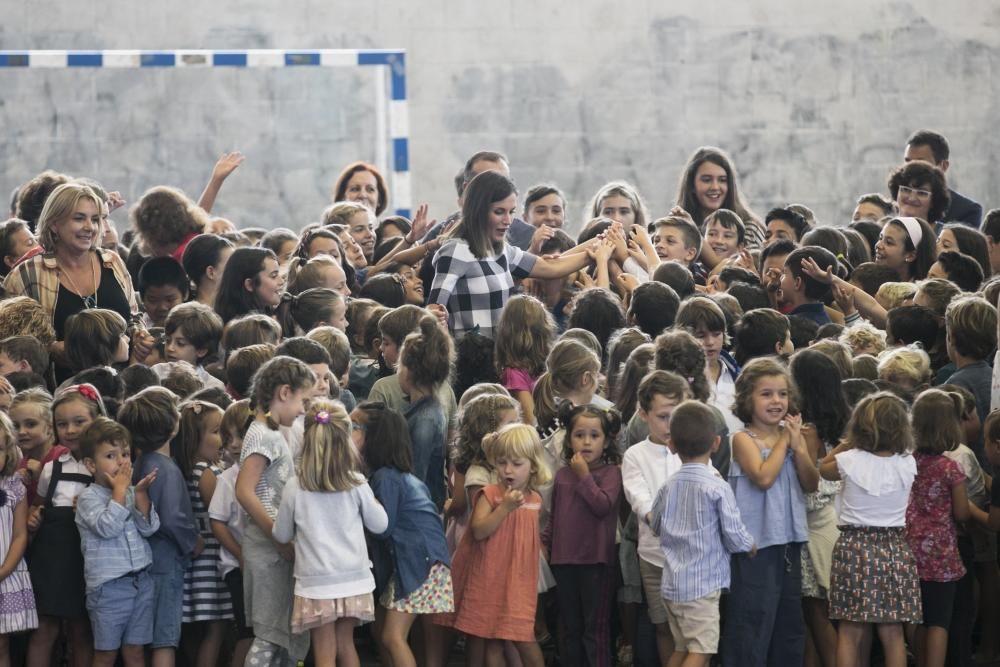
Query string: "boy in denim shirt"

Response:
xmin=118 ymin=387 xmax=200 ymax=666
xmin=76 ymin=418 xmax=160 ymax=666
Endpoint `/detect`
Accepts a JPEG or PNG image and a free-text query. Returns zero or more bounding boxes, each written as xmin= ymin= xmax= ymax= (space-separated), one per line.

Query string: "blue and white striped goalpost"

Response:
xmin=0 ymin=48 xmax=412 ymax=218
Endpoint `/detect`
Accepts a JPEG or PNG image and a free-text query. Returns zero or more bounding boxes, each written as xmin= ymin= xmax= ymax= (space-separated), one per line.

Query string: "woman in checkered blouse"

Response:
xmin=428 ymin=171 xmax=596 ymax=340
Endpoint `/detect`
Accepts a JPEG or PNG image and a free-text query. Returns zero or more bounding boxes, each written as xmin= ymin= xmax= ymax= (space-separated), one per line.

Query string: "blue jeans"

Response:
xmin=721 ymin=543 xmax=804 ymax=667
xmin=150 ymin=559 xmax=185 ymax=648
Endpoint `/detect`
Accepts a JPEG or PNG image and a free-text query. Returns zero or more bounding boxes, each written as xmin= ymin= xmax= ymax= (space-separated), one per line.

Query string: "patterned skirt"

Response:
xmin=829 ymin=525 xmax=922 ymax=624
xmin=380 ymin=562 xmax=454 ymax=614
xmin=291 ymin=593 xmax=375 ymax=634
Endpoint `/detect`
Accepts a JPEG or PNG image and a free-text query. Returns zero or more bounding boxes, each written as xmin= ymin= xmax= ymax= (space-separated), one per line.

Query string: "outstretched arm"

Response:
xmin=198 ymin=151 xmax=245 ymax=213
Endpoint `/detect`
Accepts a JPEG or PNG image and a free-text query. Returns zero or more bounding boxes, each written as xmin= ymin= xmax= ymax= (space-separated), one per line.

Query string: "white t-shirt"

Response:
xmin=207 ymin=464 xmax=243 ymax=578
xmin=36 ymin=453 xmax=92 ymax=508
xmin=622 ymin=438 xmax=683 ymax=567
xmin=834 ymin=449 xmax=916 ymax=527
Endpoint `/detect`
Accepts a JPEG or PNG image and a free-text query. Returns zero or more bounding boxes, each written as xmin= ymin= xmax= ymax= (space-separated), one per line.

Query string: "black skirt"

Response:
xmin=28 ymin=507 xmax=87 ymax=618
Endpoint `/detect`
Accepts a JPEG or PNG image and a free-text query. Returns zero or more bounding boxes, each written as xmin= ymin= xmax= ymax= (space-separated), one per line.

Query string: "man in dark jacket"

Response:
xmin=904 ymin=129 xmax=983 ymax=227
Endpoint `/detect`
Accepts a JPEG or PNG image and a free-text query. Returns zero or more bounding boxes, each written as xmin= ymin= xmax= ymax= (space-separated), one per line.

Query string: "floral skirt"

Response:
xmin=829 ymin=525 xmax=921 ymax=624
xmin=290 ymin=592 xmax=375 ymax=634
xmin=381 ymin=562 xmax=454 ymax=614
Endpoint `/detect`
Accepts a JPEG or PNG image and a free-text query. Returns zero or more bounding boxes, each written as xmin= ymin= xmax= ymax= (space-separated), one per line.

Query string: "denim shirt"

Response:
xmin=369 ymin=467 xmax=451 ymax=600
xmin=404 ymin=396 xmax=448 ymax=509
xmin=75 ymin=484 xmax=160 ymax=593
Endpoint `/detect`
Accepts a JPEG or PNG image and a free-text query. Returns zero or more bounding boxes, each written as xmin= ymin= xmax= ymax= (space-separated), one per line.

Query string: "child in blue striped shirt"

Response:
xmin=659 ymin=400 xmax=754 ymax=667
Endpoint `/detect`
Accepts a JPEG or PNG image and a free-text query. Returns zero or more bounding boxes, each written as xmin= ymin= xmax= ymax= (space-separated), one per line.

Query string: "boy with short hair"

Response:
xmin=117 ymin=387 xmax=198 ymax=667
xmin=0 ymin=335 xmax=49 ymax=377
xmin=164 ymin=301 xmax=225 ymax=389
xmin=137 ymin=257 xmax=189 ymax=328
xmin=224 ymin=344 xmax=276 ymax=400
xmin=76 ymin=417 xmax=160 ymax=667
xmin=733 ymin=308 xmax=793 ymax=365
xmin=621 ymin=370 xmax=689 ymax=663
xmin=659 ymin=400 xmax=755 ymax=667
xmin=650 ymin=216 xmax=707 ymax=284
xmin=778 ymin=246 xmax=838 ymax=326
xmin=945 ymin=295 xmax=997 ymax=464
xmin=306 ymin=325 xmax=356 ymax=410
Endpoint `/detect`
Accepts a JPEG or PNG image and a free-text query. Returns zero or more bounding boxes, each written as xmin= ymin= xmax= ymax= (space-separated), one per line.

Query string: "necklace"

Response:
xmin=59 ymin=252 xmax=99 ymax=309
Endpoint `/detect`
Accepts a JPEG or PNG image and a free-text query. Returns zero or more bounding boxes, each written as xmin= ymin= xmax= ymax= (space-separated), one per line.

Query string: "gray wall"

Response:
xmin=2 ymin=0 xmax=998 ymax=234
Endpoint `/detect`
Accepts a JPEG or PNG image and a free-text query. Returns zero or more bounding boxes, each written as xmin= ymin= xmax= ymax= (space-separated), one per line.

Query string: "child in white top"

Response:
xmin=820 ymin=392 xmax=919 ymax=667
xmin=272 ymin=399 xmax=388 ymax=666
xmin=208 ymin=397 xmax=254 ymax=667
xmin=622 ymin=370 xmax=690 ymax=663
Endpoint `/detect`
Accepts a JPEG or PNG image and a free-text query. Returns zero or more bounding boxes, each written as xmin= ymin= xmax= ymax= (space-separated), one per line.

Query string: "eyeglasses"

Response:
xmin=898 ymin=185 xmax=932 ymax=200
xmin=351 ymin=422 xmax=366 ymax=433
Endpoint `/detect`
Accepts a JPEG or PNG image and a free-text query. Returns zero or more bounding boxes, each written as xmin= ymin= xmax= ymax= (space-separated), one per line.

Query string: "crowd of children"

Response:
xmin=0 ymin=131 xmax=996 ymax=667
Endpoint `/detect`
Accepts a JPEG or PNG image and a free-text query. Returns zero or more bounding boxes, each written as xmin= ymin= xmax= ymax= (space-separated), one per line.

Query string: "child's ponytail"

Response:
xmin=299 ymin=399 xmax=359 ymax=492
xmin=532 ymin=371 xmax=557 ymax=433
xmin=249 ymin=356 xmax=317 ymax=429
xmin=398 ymin=314 xmax=455 ymax=391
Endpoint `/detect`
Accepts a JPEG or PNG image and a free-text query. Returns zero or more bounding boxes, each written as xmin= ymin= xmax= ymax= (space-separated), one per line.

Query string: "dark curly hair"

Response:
xmin=888 ymin=161 xmax=950 ymax=224
xmin=558 ymin=400 xmax=622 ymax=465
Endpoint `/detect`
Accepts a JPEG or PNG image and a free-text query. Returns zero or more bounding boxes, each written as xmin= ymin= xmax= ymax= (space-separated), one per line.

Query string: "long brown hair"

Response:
xmin=494 ymin=295 xmax=556 ymax=377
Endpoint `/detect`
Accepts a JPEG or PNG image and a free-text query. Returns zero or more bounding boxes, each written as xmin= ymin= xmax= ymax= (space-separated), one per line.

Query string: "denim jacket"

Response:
xmin=369 ymin=467 xmax=451 ymax=600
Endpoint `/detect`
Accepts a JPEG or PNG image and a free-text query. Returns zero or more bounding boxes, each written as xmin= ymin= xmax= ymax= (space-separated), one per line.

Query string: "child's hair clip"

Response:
xmin=76 ymin=384 xmax=99 ymax=402
xmin=314 ymin=411 xmax=331 ymax=425
xmin=190 ymin=401 xmax=203 ymax=415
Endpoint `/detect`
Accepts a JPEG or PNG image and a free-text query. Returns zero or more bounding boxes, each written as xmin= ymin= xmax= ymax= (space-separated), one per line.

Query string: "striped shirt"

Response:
xmin=659 ymin=463 xmax=754 ymax=602
xmin=75 ymin=484 xmax=160 ymax=594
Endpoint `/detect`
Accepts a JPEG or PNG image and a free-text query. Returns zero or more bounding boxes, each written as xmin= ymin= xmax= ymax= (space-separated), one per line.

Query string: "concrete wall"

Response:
xmin=2 ymin=0 xmax=998 ymax=234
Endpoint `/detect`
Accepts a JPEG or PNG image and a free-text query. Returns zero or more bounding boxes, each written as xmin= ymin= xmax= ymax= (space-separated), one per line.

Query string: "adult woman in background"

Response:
xmin=888 ymin=160 xmax=950 ymax=228
xmin=332 ymin=161 xmax=389 ymax=217
xmin=3 ymin=183 xmax=147 ymax=373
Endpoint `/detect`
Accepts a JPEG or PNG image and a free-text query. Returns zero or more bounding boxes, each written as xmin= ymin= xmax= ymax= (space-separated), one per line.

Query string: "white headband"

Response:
xmin=896 ymin=217 xmax=923 ymax=249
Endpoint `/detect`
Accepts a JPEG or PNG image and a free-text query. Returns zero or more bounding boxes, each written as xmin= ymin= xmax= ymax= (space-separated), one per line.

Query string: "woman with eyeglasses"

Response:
xmin=888 ymin=160 xmax=951 ymax=228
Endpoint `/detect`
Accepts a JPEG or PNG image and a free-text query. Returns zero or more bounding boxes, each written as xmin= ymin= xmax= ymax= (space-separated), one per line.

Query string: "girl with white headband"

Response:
xmin=875 ymin=217 xmax=938 ymax=282
xmin=800 ymin=217 xmax=937 ymax=329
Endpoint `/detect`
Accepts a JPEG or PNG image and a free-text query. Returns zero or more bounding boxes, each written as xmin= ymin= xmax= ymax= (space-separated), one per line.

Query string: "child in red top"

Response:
xmin=906 ymin=389 xmax=970 ymax=667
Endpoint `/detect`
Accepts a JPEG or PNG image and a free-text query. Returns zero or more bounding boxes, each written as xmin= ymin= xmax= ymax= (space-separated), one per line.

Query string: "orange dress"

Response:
xmin=435 ymin=484 xmax=540 ymax=641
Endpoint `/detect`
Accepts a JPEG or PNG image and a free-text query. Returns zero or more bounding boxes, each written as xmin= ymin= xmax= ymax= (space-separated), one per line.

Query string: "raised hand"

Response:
xmin=407 ymin=204 xmax=435 ymax=243
xmin=211 ymin=151 xmax=245 ymax=182
xmin=529 ymin=224 xmax=556 ymax=254
xmin=135 ymin=468 xmax=158 ymax=494
xmin=106 ymin=191 xmax=126 ymax=213
xmin=615 ymin=272 xmax=640 ymax=294
xmin=800 ymin=256 xmax=834 ymax=284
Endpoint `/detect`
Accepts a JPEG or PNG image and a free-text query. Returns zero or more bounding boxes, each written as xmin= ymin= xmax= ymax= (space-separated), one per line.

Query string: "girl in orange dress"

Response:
xmin=436 ymin=423 xmax=552 ymax=667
